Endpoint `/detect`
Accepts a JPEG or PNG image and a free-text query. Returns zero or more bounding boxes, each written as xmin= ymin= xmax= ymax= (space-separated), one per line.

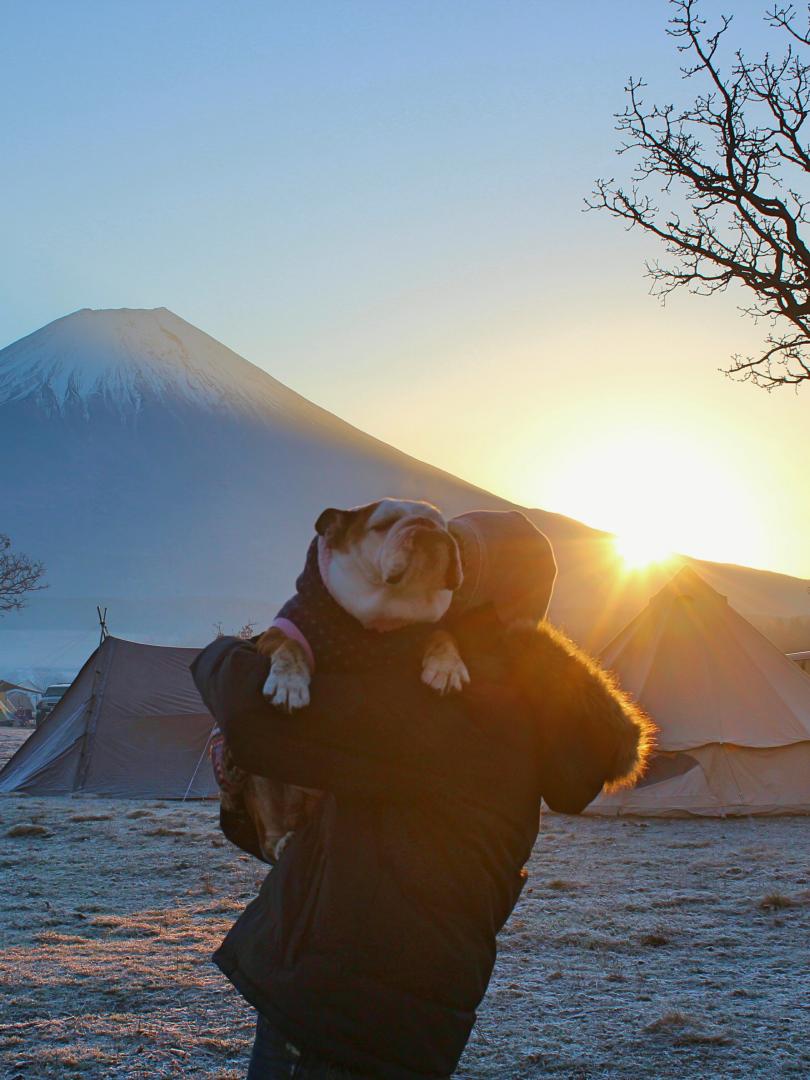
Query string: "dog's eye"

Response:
xmin=371 ymin=519 xmax=394 ymax=532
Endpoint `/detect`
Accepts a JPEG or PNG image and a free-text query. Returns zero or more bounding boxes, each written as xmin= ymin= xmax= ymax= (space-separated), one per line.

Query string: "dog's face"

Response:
xmin=315 ymin=498 xmax=463 ymax=630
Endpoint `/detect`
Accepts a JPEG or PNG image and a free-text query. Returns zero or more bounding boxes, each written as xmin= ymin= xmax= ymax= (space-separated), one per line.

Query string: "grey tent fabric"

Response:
xmin=0 ymin=637 xmax=217 ymax=798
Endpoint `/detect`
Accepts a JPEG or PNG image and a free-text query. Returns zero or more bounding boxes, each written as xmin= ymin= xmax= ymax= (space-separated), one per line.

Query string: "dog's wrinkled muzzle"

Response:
xmin=381 ymin=525 xmax=463 ymax=590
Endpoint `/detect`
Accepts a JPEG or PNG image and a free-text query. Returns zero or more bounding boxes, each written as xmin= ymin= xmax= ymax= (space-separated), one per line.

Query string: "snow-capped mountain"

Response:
xmin=2 ymin=307 xmax=808 ymax=677
xmin=0 ymin=307 xmax=509 ymax=672
xmin=0 ymin=306 xmax=390 ymax=430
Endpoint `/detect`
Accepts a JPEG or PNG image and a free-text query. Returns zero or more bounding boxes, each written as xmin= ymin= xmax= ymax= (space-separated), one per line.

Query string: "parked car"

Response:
xmin=35 ymin=683 xmax=71 ymax=726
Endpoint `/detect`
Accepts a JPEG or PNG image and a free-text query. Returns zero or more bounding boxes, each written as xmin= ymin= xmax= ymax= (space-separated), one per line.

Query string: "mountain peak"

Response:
xmin=0 ymin=306 xmax=300 ymax=420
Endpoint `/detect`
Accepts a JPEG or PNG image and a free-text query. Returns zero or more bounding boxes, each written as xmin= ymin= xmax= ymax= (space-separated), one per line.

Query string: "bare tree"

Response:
xmin=213 ymin=620 xmax=256 ymax=639
xmin=0 ymin=534 xmax=46 ymax=614
xmin=589 ymin=0 xmax=810 ymax=389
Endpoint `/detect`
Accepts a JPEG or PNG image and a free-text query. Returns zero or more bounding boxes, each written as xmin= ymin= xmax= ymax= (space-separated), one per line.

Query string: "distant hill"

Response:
xmin=2 ymin=307 xmax=808 ymax=677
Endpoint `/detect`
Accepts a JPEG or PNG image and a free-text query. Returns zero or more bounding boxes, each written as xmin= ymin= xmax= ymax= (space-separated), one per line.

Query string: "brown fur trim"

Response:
xmin=506 ymin=620 xmax=656 ymax=792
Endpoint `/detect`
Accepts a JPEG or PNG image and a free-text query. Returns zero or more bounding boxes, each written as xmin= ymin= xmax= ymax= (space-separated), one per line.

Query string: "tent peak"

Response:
xmin=649 ymin=565 xmax=728 ymax=608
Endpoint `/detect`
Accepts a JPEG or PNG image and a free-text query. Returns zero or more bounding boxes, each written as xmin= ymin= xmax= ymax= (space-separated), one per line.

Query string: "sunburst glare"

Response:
xmin=614 ymin=532 xmax=673 ymax=571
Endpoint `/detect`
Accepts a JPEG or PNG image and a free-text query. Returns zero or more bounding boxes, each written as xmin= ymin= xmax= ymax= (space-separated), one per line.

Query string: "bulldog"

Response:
xmin=218 ymin=498 xmax=470 ymax=863
xmin=258 ymin=498 xmax=469 ymax=709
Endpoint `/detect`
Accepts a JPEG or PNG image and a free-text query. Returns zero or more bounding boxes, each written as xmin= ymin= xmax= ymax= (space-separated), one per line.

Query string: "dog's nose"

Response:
xmin=384 ymin=569 xmax=406 ymax=585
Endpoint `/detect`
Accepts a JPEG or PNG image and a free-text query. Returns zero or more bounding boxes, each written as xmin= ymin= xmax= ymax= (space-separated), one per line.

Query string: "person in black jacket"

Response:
xmin=191 ymin=513 xmax=649 ymax=1079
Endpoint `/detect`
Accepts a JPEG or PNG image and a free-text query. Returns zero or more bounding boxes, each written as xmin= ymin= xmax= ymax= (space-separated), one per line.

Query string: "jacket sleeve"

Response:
xmin=536 ymin=737 xmax=607 ymax=815
xmin=191 ymin=635 xmax=471 ymax=801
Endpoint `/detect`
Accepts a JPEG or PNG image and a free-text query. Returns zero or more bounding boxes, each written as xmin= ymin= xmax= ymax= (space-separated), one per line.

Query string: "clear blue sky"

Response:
xmin=3 ymin=1 xmax=808 ymax=577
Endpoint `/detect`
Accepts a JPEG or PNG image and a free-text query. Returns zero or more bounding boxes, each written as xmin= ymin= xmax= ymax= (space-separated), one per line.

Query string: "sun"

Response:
xmin=614 ymin=532 xmax=674 ymax=571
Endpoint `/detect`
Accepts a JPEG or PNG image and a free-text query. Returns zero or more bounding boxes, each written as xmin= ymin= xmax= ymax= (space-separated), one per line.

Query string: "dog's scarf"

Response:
xmin=272 ymin=537 xmax=430 ymax=673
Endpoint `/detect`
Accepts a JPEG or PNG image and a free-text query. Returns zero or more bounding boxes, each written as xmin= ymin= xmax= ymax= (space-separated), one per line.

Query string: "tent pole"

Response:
xmin=182 ymin=723 xmax=217 ymax=802
xmin=97 ymin=606 xmax=109 ymax=647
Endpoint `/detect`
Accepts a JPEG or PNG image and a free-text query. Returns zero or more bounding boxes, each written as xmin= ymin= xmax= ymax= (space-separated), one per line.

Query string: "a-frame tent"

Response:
xmin=0 ymin=637 xmax=217 ymax=798
xmin=590 ymin=566 xmax=810 ymax=816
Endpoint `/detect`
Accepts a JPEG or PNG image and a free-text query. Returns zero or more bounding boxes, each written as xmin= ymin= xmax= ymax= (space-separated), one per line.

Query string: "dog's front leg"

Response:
xmin=256 ymin=628 xmax=311 ymax=711
xmin=421 ymin=629 xmax=470 ymax=695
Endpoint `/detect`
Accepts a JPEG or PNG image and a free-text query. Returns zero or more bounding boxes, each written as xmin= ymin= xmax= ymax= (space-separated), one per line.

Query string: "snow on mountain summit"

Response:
xmin=0 ymin=307 xmax=310 ymax=420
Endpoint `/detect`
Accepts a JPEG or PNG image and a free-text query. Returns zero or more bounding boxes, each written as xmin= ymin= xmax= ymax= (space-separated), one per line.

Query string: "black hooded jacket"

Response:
xmin=190 ymin=513 xmax=569 ymax=1079
xmin=192 ymin=611 xmax=560 ymax=1079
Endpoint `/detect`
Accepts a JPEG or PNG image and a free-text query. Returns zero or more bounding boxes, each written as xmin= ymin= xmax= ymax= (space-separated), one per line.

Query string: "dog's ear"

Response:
xmin=314 ymin=505 xmax=367 ymax=548
xmin=316 ymin=502 xmax=379 ymax=548
xmin=315 ymin=507 xmax=347 ymax=542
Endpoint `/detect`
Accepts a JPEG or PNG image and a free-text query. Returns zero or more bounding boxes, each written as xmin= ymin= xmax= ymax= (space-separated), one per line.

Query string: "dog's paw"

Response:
xmin=262 ymin=668 xmax=311 ymax=711
xmin=421 ymin=629 xmax=471 ymax=695
xmin=421 ymin=652 xmax=471 ymax=696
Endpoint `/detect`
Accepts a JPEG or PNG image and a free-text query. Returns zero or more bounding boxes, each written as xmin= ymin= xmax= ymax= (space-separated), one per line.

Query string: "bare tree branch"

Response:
xmin=588 ymin=0 xmax=810 ymax=389
xmin=0 ymin=534 xmax=46 ymax=614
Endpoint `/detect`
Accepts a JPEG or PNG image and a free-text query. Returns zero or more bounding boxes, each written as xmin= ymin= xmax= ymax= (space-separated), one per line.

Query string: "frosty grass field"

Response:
xmin=1 ymin=725 xmax=808 ymax=1079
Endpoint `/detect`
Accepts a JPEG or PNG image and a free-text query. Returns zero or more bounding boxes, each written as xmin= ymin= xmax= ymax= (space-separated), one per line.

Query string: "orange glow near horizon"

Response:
xmin=312 ymin=314 xmax=807 ymax=580
xmin=614 ymin=533 xmax=674 ymax=571
xmin=519 ymin=422 xmax=770 ymax=572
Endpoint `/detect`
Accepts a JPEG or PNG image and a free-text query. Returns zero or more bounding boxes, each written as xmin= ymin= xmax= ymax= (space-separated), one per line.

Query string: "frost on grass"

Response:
xmin=1 ymin=794 xmax=809 ymax=1078
xmin=6 ymin=823 xmax=51 ymax=838
xmin=644 ymin=1010 xmax=732 ymax=1046
xmin=758 ymin=891 xmax=802 ymax=911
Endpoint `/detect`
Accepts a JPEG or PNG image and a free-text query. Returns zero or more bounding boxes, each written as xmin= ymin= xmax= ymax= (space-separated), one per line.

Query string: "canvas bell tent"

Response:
xmin=0 ymin=679 xmax=39 ymax=723
xmin=0 ymin=637 xmax=217 ymax=798
xmin=590 ymin=567 xmax=810 ymax=816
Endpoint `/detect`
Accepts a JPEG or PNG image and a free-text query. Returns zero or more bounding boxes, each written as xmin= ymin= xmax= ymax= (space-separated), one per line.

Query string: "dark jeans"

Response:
xmin=246 ymin=1012 xmax=365 ymax=1079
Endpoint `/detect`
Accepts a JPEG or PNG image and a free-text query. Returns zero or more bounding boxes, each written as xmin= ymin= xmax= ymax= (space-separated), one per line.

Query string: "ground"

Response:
xmin=1 ymin=726 xmax=808 ymax=1079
